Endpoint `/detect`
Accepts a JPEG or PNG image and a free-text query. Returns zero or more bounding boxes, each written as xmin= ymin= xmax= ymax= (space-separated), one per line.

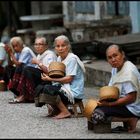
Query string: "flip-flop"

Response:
xmin=8 ymin=98 xmax=26 ymax=104
xmin=111 ymin=126 xmax=128 ymax=133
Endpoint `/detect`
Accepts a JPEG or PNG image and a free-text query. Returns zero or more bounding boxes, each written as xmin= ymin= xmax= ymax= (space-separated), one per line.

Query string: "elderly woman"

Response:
xmin=92 ymin=44 xmax=140 ymax=133
xmin=41 ymin=35 xmax=85 ymax=119
xmin=9 ymin=36 xmax=57 ymax=103
xmin=3 ymin=36 xmax=36 ymax=95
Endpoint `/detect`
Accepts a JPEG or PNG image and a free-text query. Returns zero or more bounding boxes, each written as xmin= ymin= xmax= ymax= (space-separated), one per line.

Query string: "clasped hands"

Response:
xmin=97 ymin=99 xmax=111 ymax=107
xmin=41 ymin=73 xmax=52 ymax=81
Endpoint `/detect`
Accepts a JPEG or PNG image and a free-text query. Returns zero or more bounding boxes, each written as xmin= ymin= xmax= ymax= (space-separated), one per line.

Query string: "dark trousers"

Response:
xmin=95 ymin=106 xmax=137 ymax=118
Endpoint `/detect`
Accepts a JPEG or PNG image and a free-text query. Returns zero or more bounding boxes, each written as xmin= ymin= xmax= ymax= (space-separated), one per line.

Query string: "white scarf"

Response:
xmin=111 ymin=61 xmax=140 ymax=100
xmin=58 ymin=53 xmax=85 ymax=103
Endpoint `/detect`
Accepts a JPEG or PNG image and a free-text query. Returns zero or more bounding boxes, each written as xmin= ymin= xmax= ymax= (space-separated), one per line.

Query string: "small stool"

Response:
xmin=67 ymin=100 xmax=84 ymax=117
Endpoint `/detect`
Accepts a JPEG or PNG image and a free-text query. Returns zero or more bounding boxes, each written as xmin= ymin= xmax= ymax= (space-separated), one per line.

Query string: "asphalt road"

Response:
xmin=0 ymin=87 xmax=139 ymax=139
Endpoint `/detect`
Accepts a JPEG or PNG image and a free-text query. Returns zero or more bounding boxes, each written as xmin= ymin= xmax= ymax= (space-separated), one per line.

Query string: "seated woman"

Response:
xmin=91 ymin=44 xmax=140 ymax=133
xmin=40 ymin=35 xmax=86 ymax=119
xmin=3 ymin=36 xmax=36 ymax=97
xmin=10 ymin=36 xmax=57 ymax=103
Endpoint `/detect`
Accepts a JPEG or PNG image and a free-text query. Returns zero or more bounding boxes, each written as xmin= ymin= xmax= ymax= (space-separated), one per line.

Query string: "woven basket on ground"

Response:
xmin=83 ymin=98 xmax=98 ymax=119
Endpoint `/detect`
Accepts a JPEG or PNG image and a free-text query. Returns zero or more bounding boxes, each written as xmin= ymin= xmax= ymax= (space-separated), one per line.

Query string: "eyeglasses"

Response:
xmin=34 ymin=43 xmax=46 ymax=47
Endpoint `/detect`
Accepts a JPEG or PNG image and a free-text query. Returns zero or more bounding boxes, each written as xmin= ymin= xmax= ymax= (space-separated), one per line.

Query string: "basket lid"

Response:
xmin=49 ymin=62 xmax=65 ymax=72
xmin=48 ymin=70 xmax=65 ymax=78
xmin=99 ymin=86 xmax=119 ymax=101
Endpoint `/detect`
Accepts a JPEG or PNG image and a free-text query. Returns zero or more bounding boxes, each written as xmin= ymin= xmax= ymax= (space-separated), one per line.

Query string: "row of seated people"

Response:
xmin=0 ymin=35 xmax=85 ymax=120
xmin=0 ymin=34 xmax=140 ymax=133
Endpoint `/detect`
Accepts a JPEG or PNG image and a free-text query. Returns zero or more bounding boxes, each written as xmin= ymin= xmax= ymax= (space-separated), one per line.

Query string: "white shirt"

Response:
xmin=0 ymin=43 xmax=8 ymax=67
xmin=36 ymin=50 xmax=57 ymax=68
xmin=109 ymin=64 xmax=140 ymax=117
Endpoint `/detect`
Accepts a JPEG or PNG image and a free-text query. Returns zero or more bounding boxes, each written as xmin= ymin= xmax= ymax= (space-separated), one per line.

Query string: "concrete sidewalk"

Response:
xmin=0 ymin=87 xmax=139 ymax=139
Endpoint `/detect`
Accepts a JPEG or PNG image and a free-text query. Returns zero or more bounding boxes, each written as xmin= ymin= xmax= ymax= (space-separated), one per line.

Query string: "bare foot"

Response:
xmin=53 ymin=112 xmax=71 ymax=119
xmin=16 ymin=95 xmax=25 ymax=102
xmin=127 ymin=118 xmax=139 ymax=133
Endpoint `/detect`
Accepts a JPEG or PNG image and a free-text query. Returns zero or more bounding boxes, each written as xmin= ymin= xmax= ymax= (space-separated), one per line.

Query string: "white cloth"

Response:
xmin=110 ymin=61 xmax=140 ymax=99
xmin=58 ymin=53 xmax=85 ymax=103
xmin=60 ymin=53 xmax=86 ymax=73
xmin=36 ymin=50 xmax=57 ymax=68
xmin=36 ymin=50 xmax=53 ymax=61
xmin=109 ymin=61 xmax=140 ymax=116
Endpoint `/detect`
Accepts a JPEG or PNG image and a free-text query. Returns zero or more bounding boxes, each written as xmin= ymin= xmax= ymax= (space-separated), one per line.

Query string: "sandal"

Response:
xmin=8 ymin=98 xmax=26 ymax=104
xmin=111 ymin=126 xmax=128 ymax=133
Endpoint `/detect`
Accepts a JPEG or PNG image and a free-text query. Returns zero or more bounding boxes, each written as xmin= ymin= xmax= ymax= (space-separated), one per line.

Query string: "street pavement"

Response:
xmin=0 ymin=87 xmax=140 ymax=139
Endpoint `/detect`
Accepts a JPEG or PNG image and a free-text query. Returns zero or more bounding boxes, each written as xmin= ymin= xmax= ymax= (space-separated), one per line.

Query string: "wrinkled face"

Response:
xmin=106 ymin=46 xmax=125 ymax=69
xmin=11 ymin=41 xmax=22 ymax=52
xmin=55 ymin=39 xmax=70 ymax=58
xmin=34 ymin=38 xmax=47 ymax=54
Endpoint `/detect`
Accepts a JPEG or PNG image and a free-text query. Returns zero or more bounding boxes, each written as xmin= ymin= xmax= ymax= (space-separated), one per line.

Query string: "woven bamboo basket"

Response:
xmin=48 ymin=62 xmax=66 ymax=78
xmin=99 ymin=86 xmax=119 ymax=102
xmin=83 ymin=98 xmax=98 ymax=119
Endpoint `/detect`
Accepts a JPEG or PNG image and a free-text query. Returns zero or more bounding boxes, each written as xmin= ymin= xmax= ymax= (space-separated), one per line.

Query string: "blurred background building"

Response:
xmin=0 ymin=1 xmax=140 ymax=63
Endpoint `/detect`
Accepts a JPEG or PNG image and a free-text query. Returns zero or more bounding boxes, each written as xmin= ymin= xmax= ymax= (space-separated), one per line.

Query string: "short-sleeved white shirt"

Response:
xmin=36 ymin=50 xmax=57 ymax=68
xmin=15 ymin=46 xmax=36 ymax=67
xmin=109 ymin=67 xmax=140 ymax=117
xmin=58 ymin=57 xmax=85 ymax=99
